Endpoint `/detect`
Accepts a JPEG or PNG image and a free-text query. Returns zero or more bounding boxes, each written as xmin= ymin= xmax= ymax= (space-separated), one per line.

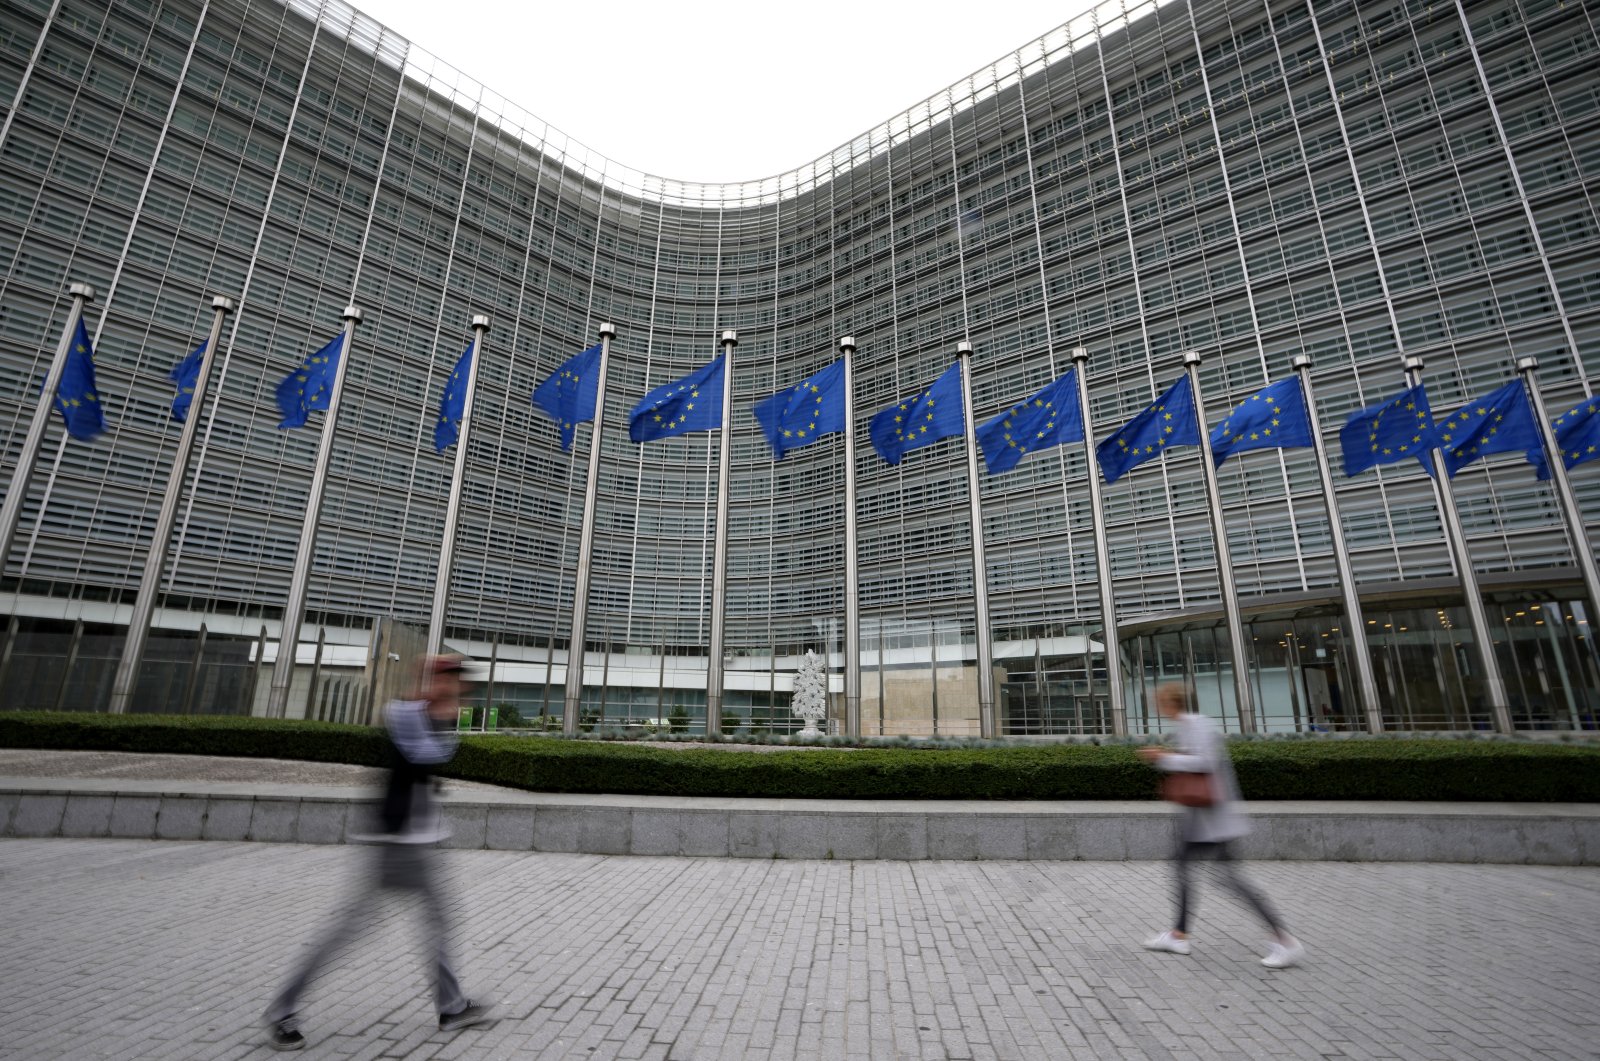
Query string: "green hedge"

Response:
xmin=0 ymin=712 xmax=389 ymax=768
xmin=2 ymin=712 xmax=1598 ymax=801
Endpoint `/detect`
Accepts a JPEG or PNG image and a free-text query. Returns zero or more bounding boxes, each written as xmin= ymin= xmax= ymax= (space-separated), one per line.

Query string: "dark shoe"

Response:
xmin=265 ymin=1018 xmax=306 ymax=1051
xmin=439 ymin=999 xmax=494 ymax=1032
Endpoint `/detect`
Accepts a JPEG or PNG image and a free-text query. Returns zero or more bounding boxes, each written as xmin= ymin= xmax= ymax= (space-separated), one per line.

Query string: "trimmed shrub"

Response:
xmin=0 ymin=712 xmax=388 ymax=767
xmin=1 ymin=712 xmax=1597 ymax=801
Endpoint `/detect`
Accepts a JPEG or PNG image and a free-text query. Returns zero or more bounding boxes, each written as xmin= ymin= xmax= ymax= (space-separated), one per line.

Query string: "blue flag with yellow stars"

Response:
xmin=869 ymin=361 xmax=965 ymax=466
xmin=532 ymin=343 xmax=602 ymax=451
xmin=275 ymin=333 xmax=343 ymax=430
xmin=169 ymin=341 xmax=205 ymax=422
xmin=51 ymin=318 xmax=106 ymax=441
xmin=1209 ymin=375 xmax=1315 ymax=467
xmin=1435 ymin=380 xmax=1541 ymax=477
xmin=1339 ymin=383 xmax=1437 ymax=477
xmin=1534 ymin=394 xmax=1600 ymax=480
xmin=976 ymin=369 xmax=1084 ymax=475
xmin=1094 ymin=374 xmax=1199 ymax=484
xmin=629 ymin=355 xmax=725 ymax=442
xmin=433 ymin=343 xmax=473 ymax=452
xmin=753 ymin=358 xmax=846 ymax=460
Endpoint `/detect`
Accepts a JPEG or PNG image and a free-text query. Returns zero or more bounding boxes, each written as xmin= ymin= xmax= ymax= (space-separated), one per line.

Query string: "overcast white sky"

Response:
xmin=355 ymin=0 xmax=1085 ymax=183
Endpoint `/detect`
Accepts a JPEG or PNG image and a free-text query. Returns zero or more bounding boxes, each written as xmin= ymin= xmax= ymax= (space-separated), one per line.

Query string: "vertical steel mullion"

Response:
xmin=481 ymin=112 xmax=553 ymax=684
xmin=516 ymin=138 xmax=577 ymax=710
xmin=179 ymin=622 xmax=208 ymax=716
xmin=880 ymin=124 xmax=908 ymax=737
xmin=53 ymin=617 xmax=84 ymax=712
xmin=166 ymin=7 xmax=341 ymax=602
xmin=0 ymin=0 xmax=66 ymax=159
xmin=87 ymin=0 xmax=214 ymax=349
xmin=1092 ymin=9 xmax=1186 ymax=614
xmin=940 ymin=85 xmax=998 ymax=739
xmin=624 ymin=192 xmax=668 ymax=723
xmin=399 ymin=101 xmax=484 ymax=626
xmin=1180 ymin=0 xmax=1308 ymax=583
xmin=1014 ymin=44 xmax=1129 ymax=737
xmin=1446 ymin=0 xmax=1584 ymax=383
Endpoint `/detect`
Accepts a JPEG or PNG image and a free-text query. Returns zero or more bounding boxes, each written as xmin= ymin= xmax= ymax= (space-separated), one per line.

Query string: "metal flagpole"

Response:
xmin=1183 ymin=350 xmax=1258 ymax=733
xmin=108 ymin=294 xmax=235 ymax=713
xmin=956 ymin=342 xmax=997 ymax=737
xmin=563 ymin=322 xmax=615 ymax=735
xmin=1070 ymin=348 xmax=1127 ymax=737
xmin=426 ymin=314 xmax=490 ymax=657
xmin=0 ymin=282 xmax=95 ymax=572
xmin=1292 ymin=354 xmax=1385 ymax=732
xmin=839 ymin=336 xmax=861 ymax=738
xmin=705 ymin=329 xmax=737 ymax=737
xmin=266 ymin=305 xmax=362 ymax=719
xmin=1404 ymin=354 xmax=1512 ymax=733
xmin=1516 ymin=356 xmax=1600 ymax=660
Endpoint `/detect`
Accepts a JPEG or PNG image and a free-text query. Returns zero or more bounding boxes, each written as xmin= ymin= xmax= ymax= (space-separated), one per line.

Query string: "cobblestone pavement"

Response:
xmin=1 ymin=839 xmax=1595 ymax=1060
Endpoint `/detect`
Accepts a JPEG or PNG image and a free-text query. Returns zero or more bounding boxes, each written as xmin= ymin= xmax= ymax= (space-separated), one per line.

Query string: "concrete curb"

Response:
xmin=1 ymin=779 xmax=1594 ymax=863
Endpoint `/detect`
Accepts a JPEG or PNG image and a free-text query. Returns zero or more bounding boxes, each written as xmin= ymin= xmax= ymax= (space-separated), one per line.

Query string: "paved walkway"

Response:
xmin=0 ymin=838 xmax=1595 ymax=1059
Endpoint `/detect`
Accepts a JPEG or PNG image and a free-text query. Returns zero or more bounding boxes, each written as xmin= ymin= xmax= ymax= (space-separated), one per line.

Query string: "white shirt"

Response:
xmin=1155 ymin=712 xmax=1250 ymax=843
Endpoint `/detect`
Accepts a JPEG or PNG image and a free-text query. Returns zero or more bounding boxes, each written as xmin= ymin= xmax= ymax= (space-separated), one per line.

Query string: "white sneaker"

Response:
xmin=1261 ymin=937 xmax=1304 ymax=969
xmin=1142 ymin=930 xmax=1191 ymax=955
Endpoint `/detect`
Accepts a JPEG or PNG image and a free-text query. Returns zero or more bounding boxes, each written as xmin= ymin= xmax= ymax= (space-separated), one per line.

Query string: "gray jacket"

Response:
xmin=1156 ymin=712 xmax=1249 ymax=843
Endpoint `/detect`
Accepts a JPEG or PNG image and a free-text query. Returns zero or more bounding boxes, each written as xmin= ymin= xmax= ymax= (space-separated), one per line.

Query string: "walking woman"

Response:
xmin=1138 ymin=682 xmax=1304 ymax=969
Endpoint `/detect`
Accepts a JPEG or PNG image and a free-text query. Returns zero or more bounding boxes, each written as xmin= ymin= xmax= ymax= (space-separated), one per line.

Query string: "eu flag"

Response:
xmin=170 ymin=341 xmax=205 ymax=422
xmin=976 ymin=368 xmax=1085 ymax=475
xmin=1535 ymin=394 xmax=1600 ymax=479
xmin=433 ymin=343 xmax=473 ymax=452
xmin=1094 ymin=374 xmax=1199 ymax=484
xmin=1339 ymin=383 xmax=1437 ymax=477
xmin=628 ymin=355 xmax=725 ymax=442
xmin=1209 ymin=376 xmax=1315 ymax=467
xmin=275 ymin=333 xmax=344 ymax=430
xmin=1435 ymin=380 xmax=1541 ymax=477
xmin=753 ymin=358 xmax=846 ymax=460
xmin=52 ymin=319 xmax=106 ymax=441
xmin=531 ymin=343 xmax=602 ymax=451
xmin=868 ymin=362 xmax=965 ymax=466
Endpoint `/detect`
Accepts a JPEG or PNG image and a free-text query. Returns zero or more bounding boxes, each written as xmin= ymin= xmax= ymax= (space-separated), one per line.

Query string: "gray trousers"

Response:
xmin=264 ymin=843 xmax=466 ymax=1026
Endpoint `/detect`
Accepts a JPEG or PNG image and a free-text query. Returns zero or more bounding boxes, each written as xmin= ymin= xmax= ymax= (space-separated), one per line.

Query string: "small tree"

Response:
xmin=790 ymin=650 xmax=829 ymax=737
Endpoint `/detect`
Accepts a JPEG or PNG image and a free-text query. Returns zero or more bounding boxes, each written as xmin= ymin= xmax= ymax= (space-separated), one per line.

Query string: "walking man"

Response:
xmin=263 ymin=653 xmax=493 ymax=1050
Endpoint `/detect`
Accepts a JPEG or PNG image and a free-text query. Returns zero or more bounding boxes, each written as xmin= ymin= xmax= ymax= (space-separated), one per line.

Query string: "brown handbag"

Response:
xmin=1162 ymin=771 xmax=1216 ymax=808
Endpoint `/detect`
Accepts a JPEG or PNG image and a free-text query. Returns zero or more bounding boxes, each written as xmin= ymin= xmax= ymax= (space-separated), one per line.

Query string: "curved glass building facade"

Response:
xmin=2 ymin=0 xmax=1598 ymax=734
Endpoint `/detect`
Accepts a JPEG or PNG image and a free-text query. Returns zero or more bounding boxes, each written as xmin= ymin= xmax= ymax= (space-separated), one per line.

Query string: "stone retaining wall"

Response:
xmin=2 ymin=783 xmax=1594 ymax=864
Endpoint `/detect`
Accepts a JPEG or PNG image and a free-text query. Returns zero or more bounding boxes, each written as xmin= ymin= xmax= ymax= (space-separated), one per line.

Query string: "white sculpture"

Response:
xmin=790 ymin=649 xmax=829 ymax=737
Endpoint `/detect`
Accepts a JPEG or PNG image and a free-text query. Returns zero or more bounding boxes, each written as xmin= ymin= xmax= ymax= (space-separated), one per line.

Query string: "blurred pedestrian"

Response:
xmin=263 ymin=653 xmax=493 ymax=1051
xmin=1138 ymin=682 xmax=1304 ymax=969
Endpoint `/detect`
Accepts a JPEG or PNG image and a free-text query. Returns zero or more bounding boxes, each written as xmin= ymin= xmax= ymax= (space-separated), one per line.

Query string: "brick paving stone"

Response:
xmin=0 ymin=840 xmax=1597 ymax=1059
